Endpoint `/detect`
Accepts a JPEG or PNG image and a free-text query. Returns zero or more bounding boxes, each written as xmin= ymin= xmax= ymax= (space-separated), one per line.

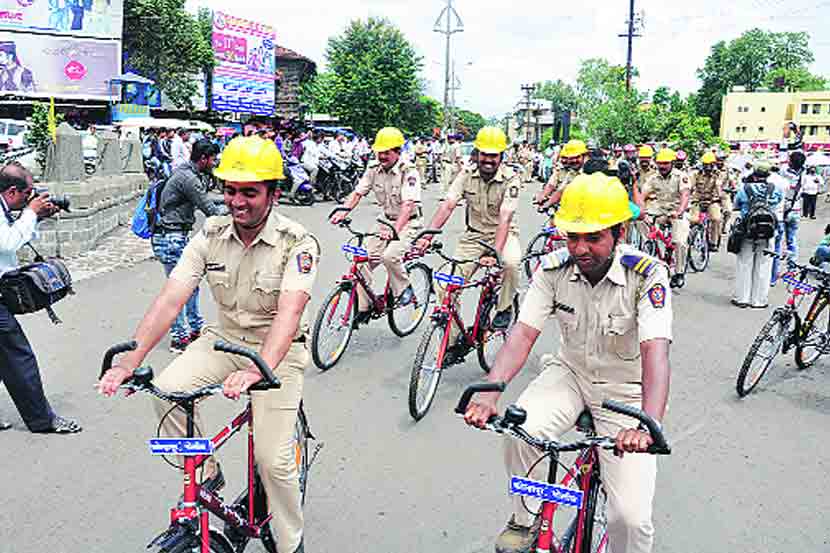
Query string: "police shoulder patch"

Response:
xmin=509 ymin=185 xmax=520 ymax=198
xmin=620 ymin=253 xmax=657 ymax=277
xmin=541 ymin=248 xmax=572 ymax=271
xmin=296 ymin=252 xmax=314 ymax=274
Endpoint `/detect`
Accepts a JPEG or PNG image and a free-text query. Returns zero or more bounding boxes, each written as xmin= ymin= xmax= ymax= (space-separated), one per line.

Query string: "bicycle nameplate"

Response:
xmin=434 ymin=272 xmax=465 ymax=286
xmin=509 ymin=476 xmax=583 ymax=508
xmin=341 ymin=244 xmax=368 ymax=257
xmin=543 ymin=226 xmax=559 ymax=235
xmin=782 ymin=273 xmax=815 ymax=293
xmin=149 ymin=438 xmax=214 ymax=456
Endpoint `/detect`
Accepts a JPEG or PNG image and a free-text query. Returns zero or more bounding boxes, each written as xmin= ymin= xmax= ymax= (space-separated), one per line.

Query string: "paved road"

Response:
xmin=2 ymin=184 xmax=829 ymax=553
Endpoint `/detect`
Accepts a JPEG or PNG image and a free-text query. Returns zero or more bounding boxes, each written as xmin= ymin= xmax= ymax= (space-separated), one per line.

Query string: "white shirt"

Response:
xmin=0 ymin=196 xmax=37 ymax=275
xmin=301 ymin=139 xmax=320 ymax=167
xmin=802 ymin=174 xmax=822 ymax=195
xmin=171 ymin=135 xmax=189 ymax=170
xmin=766 ymin=173 xmax=789 ymax=219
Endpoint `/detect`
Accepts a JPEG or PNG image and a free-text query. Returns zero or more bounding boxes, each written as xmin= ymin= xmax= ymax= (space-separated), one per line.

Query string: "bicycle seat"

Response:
xmin=575 ymin=408 xmax=595 ymax=434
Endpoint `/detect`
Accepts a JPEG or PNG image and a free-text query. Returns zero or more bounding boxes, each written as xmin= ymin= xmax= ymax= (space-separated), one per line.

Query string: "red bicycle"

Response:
xmin=523 ymin=205 xmax=567 ymax=280
xmin=101 ymin=340 xmax=320 ymax=553
xmin=641 ymin=214 xmax=687 ymax=285
xmin=408 ymin=231 xmax=519 ymax=420
xmin=456 ymin=382 xmax=671 ymax=553
xmin=311 ymin=207 xmax=433 ymax=370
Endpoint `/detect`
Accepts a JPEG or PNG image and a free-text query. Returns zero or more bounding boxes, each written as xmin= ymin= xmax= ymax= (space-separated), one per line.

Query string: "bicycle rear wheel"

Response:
xmin=409 ymin=321 xmax=447 ymax=421
xmin=560 ymin=481 xmax=608 ymax=553
xmin=795 ymin=296 xmax=830 ymax=370
xmin=311 ymin=285 xmax=355 ymax=370
xmin=642 ymin=239 xmax=657 ymax=257
xmin=477 ymin=293 xmax=520 ymax=373
xmin=388 ymin=262 xmax=432 ymax=337
xmin=736 ymin=310 xmax=794 ymax=397
xmin=688 ymin=225 xmax=709 ymax=273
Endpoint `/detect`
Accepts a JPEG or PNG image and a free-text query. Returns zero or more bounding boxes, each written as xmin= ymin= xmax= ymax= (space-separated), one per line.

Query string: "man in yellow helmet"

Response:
xmin=464 ymin=173 xmax=672 ymax=553
xmin=640 ymin=148 xmax=692 ymax=288
xmin=98 ymin=136 xmax=319 ymax=553
xmin=417 ymin=126 xmax=521 ymax=339
xmin=534 ymin=139 xmax=588 ymax=208
xmin=689 ymin=152 xmax=724 ymax=249
xmin=637 ymin=145 xmax=656 ymax=182
xmin=441 ymin=133 xmax=464 ymax=192
xmin=331 ymin=127 xmax=423 ymax=322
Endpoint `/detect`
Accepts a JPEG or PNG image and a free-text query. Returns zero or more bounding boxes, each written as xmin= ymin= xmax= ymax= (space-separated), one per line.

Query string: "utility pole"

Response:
xmin=521 ymin=83 xmax=535 ymax=143
xmin=618 ymin=0 xmax=643 ymax=92
xmin=434 ymin=0 xmax=463 ymax=135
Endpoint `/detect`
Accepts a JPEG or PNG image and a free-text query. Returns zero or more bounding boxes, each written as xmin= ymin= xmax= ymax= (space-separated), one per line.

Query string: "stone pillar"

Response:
xmin=96 ymin=130 xmax=121 ymax=176
xmin=43 ymin=122 xmax=82 ymax=184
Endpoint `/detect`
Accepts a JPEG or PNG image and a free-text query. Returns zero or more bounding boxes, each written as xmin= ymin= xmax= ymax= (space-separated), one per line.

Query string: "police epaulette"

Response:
xmin=620 ymin=253 xmax=657 ymax=277
xmin=541 ymin=248 xmax=572 ymax=270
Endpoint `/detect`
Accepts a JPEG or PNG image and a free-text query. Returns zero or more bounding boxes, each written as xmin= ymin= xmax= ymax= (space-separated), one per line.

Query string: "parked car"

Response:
xmin=0 ymin=119 xmax=29 ymax=152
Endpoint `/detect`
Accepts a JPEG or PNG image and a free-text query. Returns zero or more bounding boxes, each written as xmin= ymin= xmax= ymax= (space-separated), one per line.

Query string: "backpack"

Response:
xmin=744 ymin=182 xmax=777 ymax=240
xmin=131 ymin=177 xmax=167 ymax=239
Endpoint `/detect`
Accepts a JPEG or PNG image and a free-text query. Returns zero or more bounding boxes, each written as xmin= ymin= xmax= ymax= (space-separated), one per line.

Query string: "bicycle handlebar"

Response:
xmin=376 ymin=218 xmax=400 ymax=242
xmin=213 ymin=340 xmax=281 ymax=389
xmin=763 ymin=250 xmax=830 ymax=280
xmin=454 ymin=381 xmax=507 ymax=414
xmin=601 ymin=399 xmax=671 ymax=455
xmin=100 ymin=340 xmax=138 ymax=378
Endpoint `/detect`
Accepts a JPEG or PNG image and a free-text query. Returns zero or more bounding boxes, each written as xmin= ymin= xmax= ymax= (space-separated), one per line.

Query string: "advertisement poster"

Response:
xmin=211 ymin=11 xmax=275 ymax=116
xmin=0 ymin=32 xmax=119 ymax=99
xmin=0 ymin=0 xmax=124 ymax=39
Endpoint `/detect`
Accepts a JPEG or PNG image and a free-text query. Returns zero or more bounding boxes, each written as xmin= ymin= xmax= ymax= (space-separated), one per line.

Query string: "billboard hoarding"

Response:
xmin=211 ymin=11 xmax=275 ymax=116
xmin=0 ymin=32 xmax=119 ymax=100
xmin=0 ymin=0 xmax=124 ymax=39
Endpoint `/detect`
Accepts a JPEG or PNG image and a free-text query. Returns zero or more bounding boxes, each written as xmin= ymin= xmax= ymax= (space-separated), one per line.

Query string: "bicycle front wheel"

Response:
xmin=409 ymin=321 xmax=447 ymax=421
xmin=795 ymin=296 xmax=830 ymax=370
xmin=311 ymin=285 xmax=355 ymax=370
xmin=155 ymin=529 xmax=234 ymax=553
xmin=388 ymin=262 xmax=432 ymax=337
xmin=736 ymin=310 xmax=794 ymax=397
xmin=524 ymin=232 xmax=561 ymax=279
xmin=560 ymin=482 xmax=608 ymax=553
xmin=688 ymin=225 xmax=709 ymax=273
xmin=477 ymin=293 xmax=520 ymax=373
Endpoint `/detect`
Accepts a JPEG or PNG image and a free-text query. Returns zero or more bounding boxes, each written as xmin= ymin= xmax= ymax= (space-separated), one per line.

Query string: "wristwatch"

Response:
xmin=638 ymin=420 xmax=662 ymax=433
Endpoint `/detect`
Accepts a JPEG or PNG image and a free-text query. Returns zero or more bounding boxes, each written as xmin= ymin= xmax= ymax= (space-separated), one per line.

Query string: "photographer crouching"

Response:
xmin=0 ymin=162 xmax=80 ymax=434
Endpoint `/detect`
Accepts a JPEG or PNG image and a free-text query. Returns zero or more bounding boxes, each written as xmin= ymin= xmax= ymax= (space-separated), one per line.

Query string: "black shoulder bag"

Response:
xmin=0 ymin=242 xmax=74 ymax=324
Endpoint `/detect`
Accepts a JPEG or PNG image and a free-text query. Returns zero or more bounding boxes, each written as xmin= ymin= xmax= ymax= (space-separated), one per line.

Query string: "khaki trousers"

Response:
xmin=436 ymin=232 xmax=521 ymax=339
xmin=416 ymin=159 xmax=428 ymax=183
xmin=153 ymin=327 xmax=307 ymax=553
xmin=356 ymin=221 xmax=422 ymax=312
xmin=504 ymin=361 xmax=657 ymax=553
xmin=689 ymin=202 xmax=722 ymax=246
xmin=442 ymin=161 xmax=456 ymax=192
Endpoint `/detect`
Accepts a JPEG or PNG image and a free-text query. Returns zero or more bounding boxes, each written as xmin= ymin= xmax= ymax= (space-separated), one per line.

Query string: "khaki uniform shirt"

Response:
xmin=354 ymin=158 xmax=422 ymax=221
xmin=170 ymin=210 xmax=320 ymax=343
xmin=414 ymin=144 xmax=428 ymax=160
xmin=518 ymin=246 xmax=672 ymax=384
xmin=641 ymin=169 xmax=691 ymax=214
xmin=447 ymin=163 xmax=521 ymax=235
xmin=691 ymin=170 xmax=721 ymax=205
xmin=552 ymin=167 xmax=581 ymax=192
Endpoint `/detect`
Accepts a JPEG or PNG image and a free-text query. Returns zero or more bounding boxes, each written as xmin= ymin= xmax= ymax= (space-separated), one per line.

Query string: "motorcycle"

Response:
xmin=279 ymin=155 xmax=315 ymax=206
xmin=314 ymin=152 xmax=357 ymax=203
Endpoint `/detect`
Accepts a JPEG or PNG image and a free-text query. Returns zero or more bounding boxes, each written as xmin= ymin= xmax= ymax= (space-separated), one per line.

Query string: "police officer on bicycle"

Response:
xmin=464 ymin=173 xmax=672 ymax=553
xmin=98 ymin=136 xmax=319 ymax=553
xmin=330 ymin=127 xmax=422 ymax=325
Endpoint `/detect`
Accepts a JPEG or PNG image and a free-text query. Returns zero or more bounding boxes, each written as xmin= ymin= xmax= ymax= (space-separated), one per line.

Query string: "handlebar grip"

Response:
xmin=328 ymin=206 xmax=351 ymax=219
xmin=100 ymin=340 xmax=138 ymax=378
xmin=213 ymin=340 xmax=281 ymax=389
xmin=376 ymin=218 xmax=400 ymax=242
xmin=602 ymin=400 xmax=670 ymax=455
xmin=455 ymin=382 xmax=507 ymax=415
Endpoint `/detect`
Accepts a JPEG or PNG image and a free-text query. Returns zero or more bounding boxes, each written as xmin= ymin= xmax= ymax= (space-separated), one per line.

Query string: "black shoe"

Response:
xmin=201 ymin=464 xmax=226 ymax=494
xmin=669 ymin=274 xmax=686 ymax=289
xmin=188 ymin=329 xmax=203 ymax=344
xmin=443 ymin=344 xmax=468 ymax=367
xmin=492 ymin=307 xmax=514 ymax=330
xmin=353 ymin=310 xmax=372 ymax=328
xmin=0 ymin=420 xmax=11 ymax=431
xmin=731 ymin=299 xmax=749 ymax=308
xmin=396 ymin=285 xmax=415 ymax=307
xmin=169 ymin=337 xmax=189 ymax=354
xmin=32 ymin=415 xmax=82 ymax=434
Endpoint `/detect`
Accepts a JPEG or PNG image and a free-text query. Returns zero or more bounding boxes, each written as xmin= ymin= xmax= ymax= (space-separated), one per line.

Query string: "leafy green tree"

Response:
xmin=324 ymin=17 xmax=423 ymax=137
xmin=402 ymin=96 xmax=443 ymax=137
xmin=26 ymin=102 xmax=63 ymax=172
xmin=123 ymin=0 xmax=214 ymax=111
xmin=576 ymin=58 xmax=629 ymax=113
xmin=300 ymin=71 xmax=339 ymax=115
xmin=766 ymin=67 xmax=826 ymax=91
xmin=455 ymin=109 xmax=487 ymax=140
xmin=533 ymin=79 xmax=578 ymax=111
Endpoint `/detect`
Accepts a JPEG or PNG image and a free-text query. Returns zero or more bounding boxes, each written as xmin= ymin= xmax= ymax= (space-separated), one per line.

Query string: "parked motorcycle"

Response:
xmin=314 ymin=152 xmax=358 ymax=203
xmin=279 ymin=155 xmax=315 ymax=206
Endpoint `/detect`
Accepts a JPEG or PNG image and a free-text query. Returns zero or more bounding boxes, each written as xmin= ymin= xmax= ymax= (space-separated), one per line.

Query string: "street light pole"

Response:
xmin=434 ymin=0 xmax=463 ymax=135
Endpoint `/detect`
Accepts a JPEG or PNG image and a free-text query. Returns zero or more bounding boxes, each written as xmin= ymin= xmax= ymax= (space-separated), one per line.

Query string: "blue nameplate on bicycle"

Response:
xmin=434 ymin=272 xmax=465 ymax=286
xmin=341 ymin=244 xmax=368 ymax=257
xmin=782 ymin=274 xmax=815 ymax=293
xmin=543 ymin=226 xmax=559 ymax=234
xmin=149 ymin=438 xmax=214 ymax=456
xmin=509 ymin=476 xmax=583 ymax=508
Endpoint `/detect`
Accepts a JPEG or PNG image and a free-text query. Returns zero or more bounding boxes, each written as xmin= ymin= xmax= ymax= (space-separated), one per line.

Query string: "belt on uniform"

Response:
xmin=154 ymin=226 xmax=191 ymax=235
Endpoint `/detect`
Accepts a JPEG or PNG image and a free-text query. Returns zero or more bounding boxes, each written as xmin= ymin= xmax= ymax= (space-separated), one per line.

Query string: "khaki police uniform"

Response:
xmin=640 ymin=169 xmax=692 ymax=274
xmin=353 ymin=158 xmax=423 ymax=311
xmin=414 ymin=143 xmax=429 ymax=186
xmin=441 ymin=164 xmax=521 ymax=325
xmin=551 ymin=167 xmax=581 ymax=193
xmin=688 ymin=169 xmax=723 ymax=246
xmin=159 ymin=209 xmax=320 ymax=553
xmin=442 ymin=142 xmax=463 ymax=192
xmin=507 ymin=245 xmax=672 ymax=553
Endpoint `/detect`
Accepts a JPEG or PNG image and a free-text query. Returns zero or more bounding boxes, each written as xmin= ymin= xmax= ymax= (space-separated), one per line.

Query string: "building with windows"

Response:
xmin=720 ymin=89 xmax=830 ymax=147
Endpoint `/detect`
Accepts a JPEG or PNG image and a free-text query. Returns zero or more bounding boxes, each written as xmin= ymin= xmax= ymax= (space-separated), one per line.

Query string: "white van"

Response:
xmin=0 ymin=119 xmax=29 ymax=151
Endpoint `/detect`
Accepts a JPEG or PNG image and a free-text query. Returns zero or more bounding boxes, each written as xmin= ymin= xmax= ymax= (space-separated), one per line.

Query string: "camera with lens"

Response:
xmin=31 ymin=187 xmax=71 ymax=213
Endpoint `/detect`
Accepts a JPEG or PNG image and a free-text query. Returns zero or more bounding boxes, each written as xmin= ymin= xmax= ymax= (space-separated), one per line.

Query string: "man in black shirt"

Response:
xmin=152 ymin=139 xmax=224 ymax=353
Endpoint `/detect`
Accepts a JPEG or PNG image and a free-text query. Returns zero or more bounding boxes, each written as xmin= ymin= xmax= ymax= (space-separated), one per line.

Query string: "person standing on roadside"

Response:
xmin=0 ymin=163 xmax=81 ymax=433
xmin=771 ymin=151 xmax=806 ymax=286
xmin=802 ymin=166 xmax=821 ymax=219
xmin=152 ymin=139 xmax=225 ymax=353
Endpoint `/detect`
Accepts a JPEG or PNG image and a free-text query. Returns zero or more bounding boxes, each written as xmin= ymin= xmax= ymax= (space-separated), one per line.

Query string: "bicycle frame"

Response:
xmin=645 ymin=217 xmax=676 ymax=265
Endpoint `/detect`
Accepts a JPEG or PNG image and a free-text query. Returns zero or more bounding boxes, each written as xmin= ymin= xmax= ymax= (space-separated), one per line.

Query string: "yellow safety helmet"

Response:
xmin=701 ymin=152 xmax=716 ymax=164
xmin=213 ymin=136 xmax=284 ymax=182
xmin=638 ymin=145 xmax=654 ymax=158
xmin=554 ymin=173 xmax=634 ymax=234
xmin=372 ymin=127 xmax=406 ymax=153
xmin=473 ymin=126 xmax=508 ymax=154
xmin=561 ymin=139 xmax=589 ymax=158
xmin=655 ymin=148 xmax=677 ymax=163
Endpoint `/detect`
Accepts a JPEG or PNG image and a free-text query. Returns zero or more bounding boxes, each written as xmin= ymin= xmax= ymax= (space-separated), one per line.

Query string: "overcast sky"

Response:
xmin=189 ymin=0 xmax=830 ymax=118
